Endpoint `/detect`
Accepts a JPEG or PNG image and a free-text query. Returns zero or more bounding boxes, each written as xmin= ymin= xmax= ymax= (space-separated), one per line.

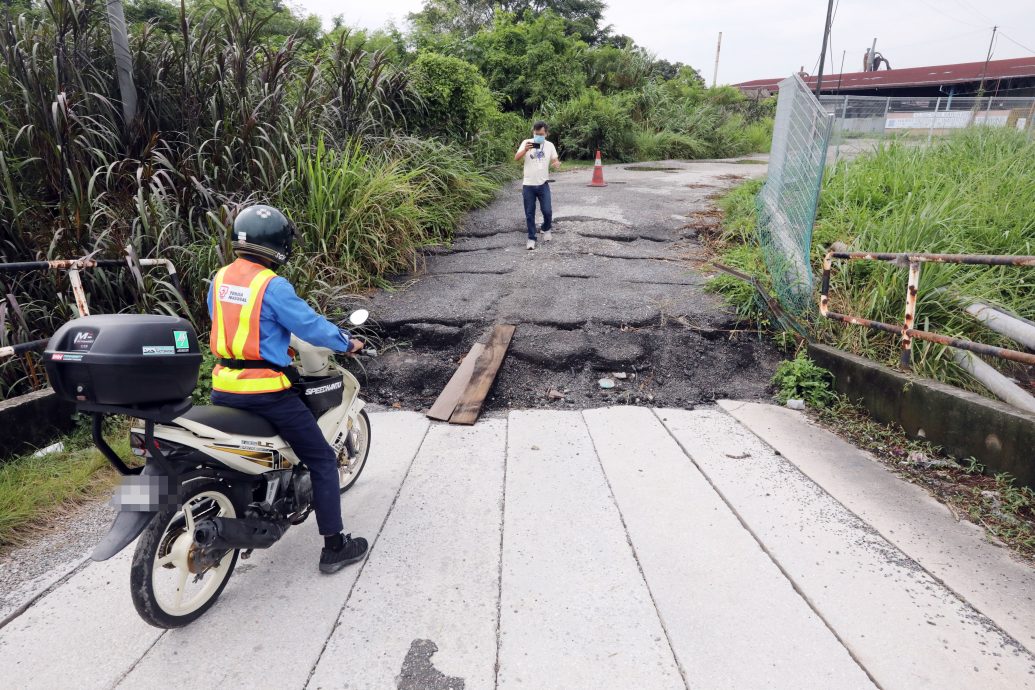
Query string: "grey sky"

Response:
xmin=296 ymin=0 xmax=1034 ymax=84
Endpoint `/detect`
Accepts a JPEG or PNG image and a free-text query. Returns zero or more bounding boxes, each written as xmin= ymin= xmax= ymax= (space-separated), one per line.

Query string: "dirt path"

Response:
xmin=361 ymin=157 xmax=780 ymax=411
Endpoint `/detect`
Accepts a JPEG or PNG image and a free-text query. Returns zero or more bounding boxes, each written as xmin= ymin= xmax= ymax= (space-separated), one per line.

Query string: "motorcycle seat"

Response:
xmin=180 ymin=405 xmax=278 ymax=438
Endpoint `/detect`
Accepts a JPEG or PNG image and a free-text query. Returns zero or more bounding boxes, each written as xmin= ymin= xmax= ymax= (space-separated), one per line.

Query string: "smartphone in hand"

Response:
xmin=532 ymin=142 xmax=542 ymax=149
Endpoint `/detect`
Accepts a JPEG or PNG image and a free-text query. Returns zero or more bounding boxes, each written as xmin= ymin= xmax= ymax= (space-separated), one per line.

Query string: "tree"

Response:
xmin=464 ymin=11 xmax=587 ymax=114
xmin=585 ymin=45 xmax=655 ymax=94
xmin=124 ymin=0 xmax=180 ymax=32
xmin=652 ymin=58 xmax=686 ymax=82
xmin=194 ymin=0 xmax=323 ymax=49
xmin=410 ymin=0 xmax=608 ymax=44
xmin=408 ymin=52 xmax=497 ymax=138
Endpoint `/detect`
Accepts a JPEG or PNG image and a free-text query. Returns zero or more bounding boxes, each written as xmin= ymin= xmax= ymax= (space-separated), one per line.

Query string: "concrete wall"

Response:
xmin=0 ymin=389 xmax=76 ymax=460
xmin=809 ymin=343 xmax=1035 ymax=488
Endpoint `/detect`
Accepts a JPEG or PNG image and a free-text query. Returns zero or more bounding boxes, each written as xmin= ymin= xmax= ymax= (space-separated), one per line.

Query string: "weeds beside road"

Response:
xmin=0 ymin=419 xmax=127 ymax=552
xmin=711 ymin=128 xmax=1035 ymax=393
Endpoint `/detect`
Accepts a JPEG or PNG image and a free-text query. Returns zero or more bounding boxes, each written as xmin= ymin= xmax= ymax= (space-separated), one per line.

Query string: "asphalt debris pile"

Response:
xmin=355 ymin=162 xmax=780 ymax=412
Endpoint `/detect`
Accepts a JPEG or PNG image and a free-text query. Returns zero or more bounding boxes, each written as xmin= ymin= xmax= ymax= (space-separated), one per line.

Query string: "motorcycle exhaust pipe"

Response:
xmin=194 ymin=516 xmax=288 ymax=551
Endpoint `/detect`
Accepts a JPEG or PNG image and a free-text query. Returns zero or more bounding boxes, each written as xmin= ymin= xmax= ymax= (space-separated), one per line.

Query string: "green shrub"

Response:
xmin=633 ymin=128 xmax=706 ymax=160
xmin=551 ymin=89 xmax=636 ymax=161
xmin=771 ymin=353 xmax=837 ymax=407
xmin=743 ymin=119 xmax=774 ymax=153
xmin=473 ymin=109 xmax=530 ymax=170
xmin=464 ymin=11 xmax=587 ymax=114
xmin=408 ymin=52 xmax=497 ymax=139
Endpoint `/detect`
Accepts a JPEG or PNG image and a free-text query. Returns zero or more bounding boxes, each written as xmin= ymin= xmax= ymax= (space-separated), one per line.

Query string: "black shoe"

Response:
xmin=319 ymin=533 xmax=368 ymax=574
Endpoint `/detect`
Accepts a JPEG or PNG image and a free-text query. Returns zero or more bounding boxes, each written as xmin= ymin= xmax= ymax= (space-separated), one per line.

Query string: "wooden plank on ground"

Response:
xmin=449 ymin=325 xmax=516 ymax=426
xmin=427 ymin=342 xmax=486 ymax=421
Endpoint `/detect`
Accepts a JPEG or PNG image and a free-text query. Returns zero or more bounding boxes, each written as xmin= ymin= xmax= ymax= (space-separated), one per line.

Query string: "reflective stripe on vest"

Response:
xmin=209 ymin=259 xmax=291 ymax=394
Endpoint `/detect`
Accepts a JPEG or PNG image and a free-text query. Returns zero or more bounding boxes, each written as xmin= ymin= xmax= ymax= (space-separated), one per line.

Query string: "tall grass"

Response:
xmin=0 ymin=1 xmax=505 ymax=398
xmin=712 ymin=128 xmax=1035 ymax=387
xmin=814 ymin=128 xmax=1035 ymax=381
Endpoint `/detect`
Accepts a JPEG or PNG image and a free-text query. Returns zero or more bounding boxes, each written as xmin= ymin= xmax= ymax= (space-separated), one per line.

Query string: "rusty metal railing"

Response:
xmin=820 ymin=250 xmax=1035 ymax=369
xmin=0 ymin=246 xmax=184 ymax=363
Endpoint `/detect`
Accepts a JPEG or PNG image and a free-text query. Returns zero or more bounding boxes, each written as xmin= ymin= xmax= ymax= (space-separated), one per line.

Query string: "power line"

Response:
xmin=913 ymin=0 xmax=985 ymax=28
xmin=998 ymin=31 xmax=1035 ymax=56
xmin=948 ymin=0 xmax=995 ymax=25
xmin=877 ymin=28 xmax=987 ymax=53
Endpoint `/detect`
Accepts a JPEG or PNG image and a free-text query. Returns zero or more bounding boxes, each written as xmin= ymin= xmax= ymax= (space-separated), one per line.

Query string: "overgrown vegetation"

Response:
xmin=0 ymin=0 xmax=772 ymax=400
xmin=771 ymin=353 xmax=837 ymax=407
xmin=710 ymin=128 xmax=1035 ymax=390
xmin=0 ymin=418 xmax=129 ymax=550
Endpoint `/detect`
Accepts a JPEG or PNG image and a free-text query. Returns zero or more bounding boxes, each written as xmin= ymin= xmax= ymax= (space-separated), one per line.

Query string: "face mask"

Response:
xmin=533 ymin=134 xmax=546 ymax=144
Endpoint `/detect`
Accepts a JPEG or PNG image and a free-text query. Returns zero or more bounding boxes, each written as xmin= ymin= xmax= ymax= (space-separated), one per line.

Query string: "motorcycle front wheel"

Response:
xmin=130 ymin=479 xmax=241 ymax=628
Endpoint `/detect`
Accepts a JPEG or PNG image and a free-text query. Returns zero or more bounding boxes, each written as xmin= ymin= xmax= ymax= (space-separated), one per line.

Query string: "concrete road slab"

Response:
xmin=719 ymin=400 xmax=1035 ymax=654
xmin=117 ymin=412 xmax=429 ymax=689
xmin=582 ymin=406 xmax=874 ymax=689
xmin=660 ymin=408 xmax=1035 ymax=689
xmin=306 ymin=419 xmax=507 ymax=690
xmin=0 ymin=550 xmax=162 ymax=689
xmin=497 ymin=409 xmax=684 ymax=690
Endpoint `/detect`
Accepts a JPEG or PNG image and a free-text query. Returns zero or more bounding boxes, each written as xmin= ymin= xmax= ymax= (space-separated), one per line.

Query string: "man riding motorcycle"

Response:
xmin=208 ymin=204 xmax=368 ymax=573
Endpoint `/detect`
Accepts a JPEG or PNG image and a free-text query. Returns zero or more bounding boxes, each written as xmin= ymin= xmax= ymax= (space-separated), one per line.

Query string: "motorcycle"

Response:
xmin=44 ymin=310 xmax=374 ymax=628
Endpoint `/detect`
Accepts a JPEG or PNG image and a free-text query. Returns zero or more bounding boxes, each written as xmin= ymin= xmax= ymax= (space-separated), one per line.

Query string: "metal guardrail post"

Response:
xmin=901 ymin=261 xmax=921 ymax=369
xmin=820 ymin=249 xmax=1035 ymax=369
xmin=0 ymin=249 xmax=186 ymax=365
xmin=67 ymin=268 xmax=90 ymax=316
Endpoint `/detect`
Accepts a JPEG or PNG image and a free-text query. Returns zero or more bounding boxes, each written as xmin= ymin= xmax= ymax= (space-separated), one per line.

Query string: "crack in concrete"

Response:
xmin=581 ymin=410 xmax=691 ymax=690
xmin=304 ymin=422 xmax=434 ymax=690
xmin=492 ymin=416 xmax=509 ymax=688
xmin=652 ymin=408 xmax=885 ymax=690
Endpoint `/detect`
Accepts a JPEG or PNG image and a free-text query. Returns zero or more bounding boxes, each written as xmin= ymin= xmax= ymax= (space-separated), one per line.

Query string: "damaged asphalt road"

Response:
xmin=358 ymin=157 xmax=781 ymax=411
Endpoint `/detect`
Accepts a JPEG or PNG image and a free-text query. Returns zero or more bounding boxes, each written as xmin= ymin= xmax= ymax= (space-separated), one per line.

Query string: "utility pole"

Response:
xmin=836 ymin=50 xmax=846 ymax=92
xmin=814 ymin=0 xmax=835 ymax=97
xmin=976 ymin=25 xmax=997 ymax=98
xmin=712 ymin=32 xmax=722 ymax=88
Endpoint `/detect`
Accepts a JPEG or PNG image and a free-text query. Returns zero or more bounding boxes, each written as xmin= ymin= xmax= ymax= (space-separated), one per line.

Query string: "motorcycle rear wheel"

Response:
xmin=338 ymin=409 xmax=371 ymax=493
xmin=130 ymin=479 xmax=241 ymax=628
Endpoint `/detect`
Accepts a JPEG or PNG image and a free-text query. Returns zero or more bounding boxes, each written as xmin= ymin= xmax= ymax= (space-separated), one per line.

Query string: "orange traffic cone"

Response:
xmin=587 ymin=150 xmax=607 ymax=187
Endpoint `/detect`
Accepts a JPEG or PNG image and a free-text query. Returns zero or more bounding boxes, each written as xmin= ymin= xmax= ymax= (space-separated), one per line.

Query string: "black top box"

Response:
xmin=45 ymin=314 xmax=202 ymax=406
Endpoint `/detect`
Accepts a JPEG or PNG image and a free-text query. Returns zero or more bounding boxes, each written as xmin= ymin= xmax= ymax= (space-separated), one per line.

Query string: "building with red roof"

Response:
xmin=735 ymin=56 xmax=1035 ymax=98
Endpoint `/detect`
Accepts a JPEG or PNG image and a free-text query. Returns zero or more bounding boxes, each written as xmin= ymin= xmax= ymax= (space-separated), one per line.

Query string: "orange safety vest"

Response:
xmin=209 ymin=258 xmax=292 ymax=394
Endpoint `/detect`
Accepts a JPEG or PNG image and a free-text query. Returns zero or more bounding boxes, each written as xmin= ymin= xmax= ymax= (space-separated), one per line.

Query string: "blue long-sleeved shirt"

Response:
xmin=207 ymin=274 xmax=351 ymax=367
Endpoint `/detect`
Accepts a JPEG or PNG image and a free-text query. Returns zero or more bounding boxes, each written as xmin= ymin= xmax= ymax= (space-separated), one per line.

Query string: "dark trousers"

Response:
xmin=522 ymin=183 xmax=552 ymax=240
xmin=212 ymin=389 xmax=343 ymax=535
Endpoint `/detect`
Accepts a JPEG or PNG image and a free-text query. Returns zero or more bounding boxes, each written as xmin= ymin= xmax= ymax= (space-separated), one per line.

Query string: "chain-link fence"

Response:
xmin=822 ymin=95 xmax=1035 ymax=161
xmin=756 ymin=83 xmax=1035 ymax=318
xmin=755 ymin=74 xmax=833 ymax=316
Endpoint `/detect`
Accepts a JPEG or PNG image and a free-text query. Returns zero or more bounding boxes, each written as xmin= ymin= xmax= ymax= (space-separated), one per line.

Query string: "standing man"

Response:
xmin=515 ymin=121 xmax=561 ymax=250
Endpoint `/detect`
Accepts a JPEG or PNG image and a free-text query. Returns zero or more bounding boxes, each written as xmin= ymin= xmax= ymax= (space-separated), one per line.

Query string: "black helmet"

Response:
xmin=232 ymin=205 xmax=295 ymax=266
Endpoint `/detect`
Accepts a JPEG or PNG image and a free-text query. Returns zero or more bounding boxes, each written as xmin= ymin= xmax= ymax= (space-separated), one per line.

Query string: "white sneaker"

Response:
xmin=526 ymin=239 xmax=536 ymax=250
xmin=543 ymin=231 xmax=552 ymax=242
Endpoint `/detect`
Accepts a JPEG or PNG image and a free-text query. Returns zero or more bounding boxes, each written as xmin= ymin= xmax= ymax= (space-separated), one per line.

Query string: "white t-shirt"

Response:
xmin=517 ymin=139 xmax=558 ymax=186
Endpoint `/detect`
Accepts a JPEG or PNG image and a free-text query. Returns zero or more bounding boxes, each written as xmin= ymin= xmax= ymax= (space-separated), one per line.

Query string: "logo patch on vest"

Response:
xmin=218 ymin=284 xmax=251 ymax=305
